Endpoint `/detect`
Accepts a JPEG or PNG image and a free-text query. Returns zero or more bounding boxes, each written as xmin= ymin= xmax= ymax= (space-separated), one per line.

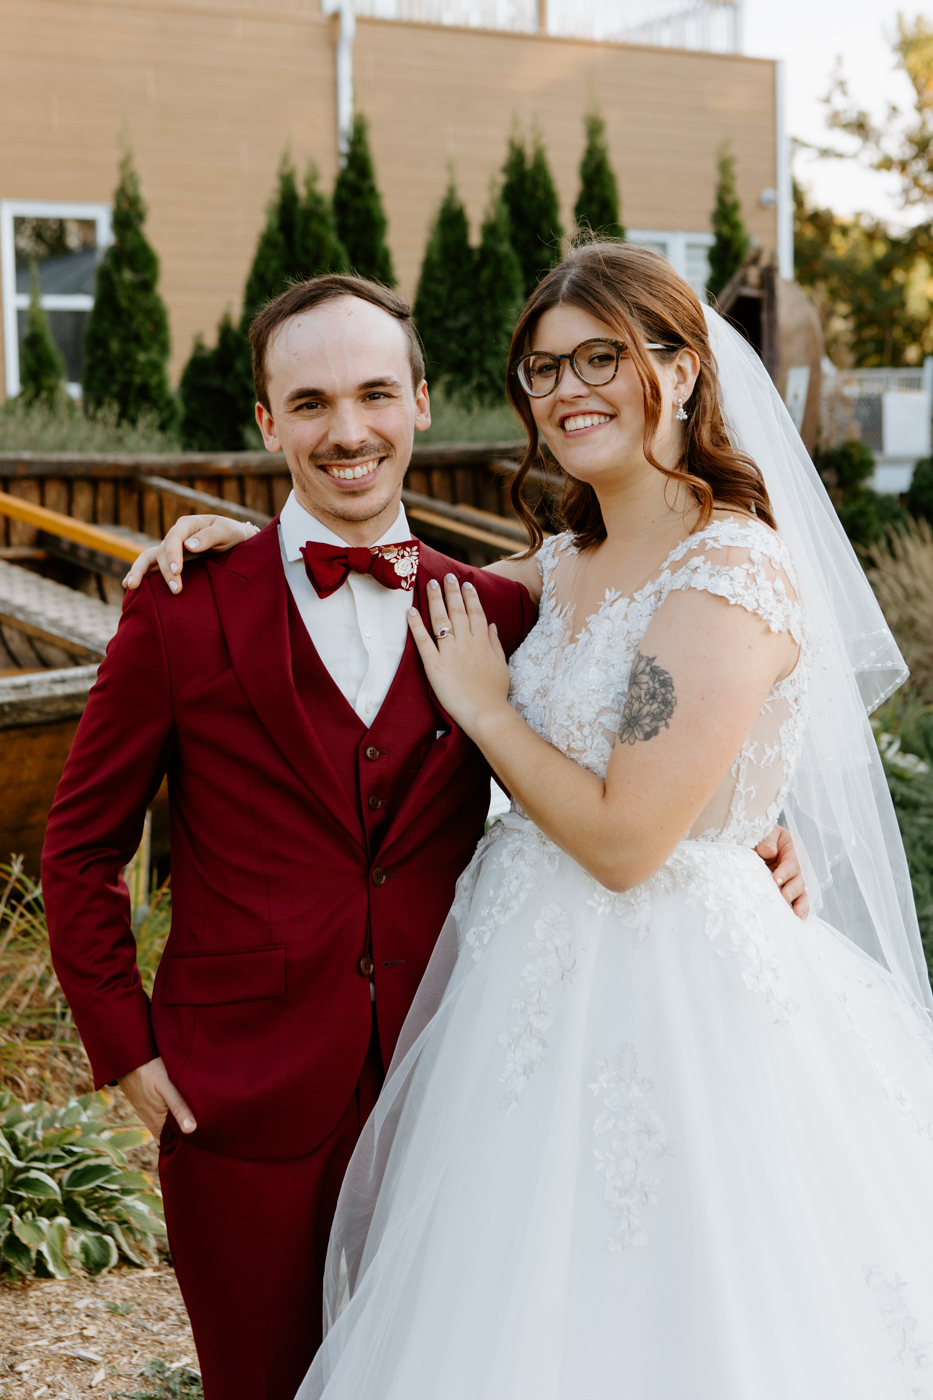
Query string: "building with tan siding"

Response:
xmin=0 ymin=0 xmax=785 ymax=397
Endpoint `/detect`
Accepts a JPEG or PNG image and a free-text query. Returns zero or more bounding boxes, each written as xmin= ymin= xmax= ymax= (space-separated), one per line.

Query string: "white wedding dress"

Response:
xmin=300 ymin=516 xmax=933 ymax=1400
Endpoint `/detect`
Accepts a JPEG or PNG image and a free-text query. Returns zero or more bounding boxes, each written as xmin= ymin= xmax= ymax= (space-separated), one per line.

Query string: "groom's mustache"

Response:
xmin=310 ymin=439 xmax=394 ymax=467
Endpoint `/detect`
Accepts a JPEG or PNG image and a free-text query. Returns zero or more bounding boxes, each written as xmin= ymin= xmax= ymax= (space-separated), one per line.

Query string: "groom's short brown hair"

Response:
xmin=249 ymin=274 xmax=425 ymax=409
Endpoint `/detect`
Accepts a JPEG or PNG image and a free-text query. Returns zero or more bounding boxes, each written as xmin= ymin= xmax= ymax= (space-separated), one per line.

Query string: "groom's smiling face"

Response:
xmin=255 ymin=296 xmax=431 ymax=545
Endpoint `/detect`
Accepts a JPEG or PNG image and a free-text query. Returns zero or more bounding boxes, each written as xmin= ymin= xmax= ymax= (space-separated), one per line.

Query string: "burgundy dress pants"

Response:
xmin=159 ymin=1030 xmax=384 ymax=1400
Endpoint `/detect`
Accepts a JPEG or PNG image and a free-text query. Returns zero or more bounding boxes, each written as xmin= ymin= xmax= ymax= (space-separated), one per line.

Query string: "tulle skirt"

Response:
xmin=298 ymin=817 xmax=933 ymax=1400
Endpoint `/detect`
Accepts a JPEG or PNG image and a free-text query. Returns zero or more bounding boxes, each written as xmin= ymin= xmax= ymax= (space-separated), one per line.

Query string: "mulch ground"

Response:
xmin=0 ymin=1263 xmax=197 ymax=1398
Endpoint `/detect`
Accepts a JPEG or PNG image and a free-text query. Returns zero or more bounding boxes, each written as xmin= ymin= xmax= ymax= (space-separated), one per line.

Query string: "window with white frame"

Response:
xmin=626 ymin=230 xmax=715 ymax=295
xmin=1 ymin=200 xmax=112 ymax=399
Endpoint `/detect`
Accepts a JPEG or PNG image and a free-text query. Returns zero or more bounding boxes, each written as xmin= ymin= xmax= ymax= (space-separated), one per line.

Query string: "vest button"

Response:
xmin=365 ymin=746 xmax=381 ymax=760
xmin=368 ymin=795 xmax=384 ymax=811
xmin=371 ymin=866 xmax=387 ymax=886
xmin=358 ymin=954 xmax=374 ymax=977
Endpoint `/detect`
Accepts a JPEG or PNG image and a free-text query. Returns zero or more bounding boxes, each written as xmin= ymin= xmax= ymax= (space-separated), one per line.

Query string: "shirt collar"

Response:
xmin=279 ymin=490 xmax=411 ymax=563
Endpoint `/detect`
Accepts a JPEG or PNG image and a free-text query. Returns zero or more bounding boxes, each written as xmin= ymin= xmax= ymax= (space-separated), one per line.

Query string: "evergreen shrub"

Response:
xmin=413 ymin=183 xmax=474 ymax=386
xmin=574 ymin=112 xmax=625 ymax=240
xmin=907 ymin=455 xmax=933 ymax=524
xmin=333 ymin=114 xmax=395 ymax=286
xmin=469 ymin=198 xmax=524 ymax=407
xmin=815 ymin=439 xmax=908 ymax=551
xmin=20 ymin=264 xmax=66 ymax=408
xmin=708 ymin=142 xmax=751 ymax=301
xmin=83 ymin=152 xmax=177 ymax=431
xmin=501 ymin=132 xmax=563 ymax=300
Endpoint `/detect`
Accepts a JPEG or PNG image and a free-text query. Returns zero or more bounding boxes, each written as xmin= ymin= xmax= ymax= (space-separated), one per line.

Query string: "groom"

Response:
xmin=42 ymin=274 xmax=805 ymax=1400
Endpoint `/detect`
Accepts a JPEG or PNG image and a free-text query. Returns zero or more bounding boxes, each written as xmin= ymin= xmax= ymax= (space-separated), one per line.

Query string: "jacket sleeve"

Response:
xmin=41 ymin=581 xmax=175 ymax=1088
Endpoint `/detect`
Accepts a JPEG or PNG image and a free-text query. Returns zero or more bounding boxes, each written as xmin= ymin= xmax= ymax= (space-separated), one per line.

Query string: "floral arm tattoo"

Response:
xmin=618 ymin=651 xmax=677 ymax=745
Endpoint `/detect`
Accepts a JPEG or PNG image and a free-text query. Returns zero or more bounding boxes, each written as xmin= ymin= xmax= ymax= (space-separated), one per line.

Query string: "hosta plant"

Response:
xmin=0 ymin=1090 xmax=165 ymax=1279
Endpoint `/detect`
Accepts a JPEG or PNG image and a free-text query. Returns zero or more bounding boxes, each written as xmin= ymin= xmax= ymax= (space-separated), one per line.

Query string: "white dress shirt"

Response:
xmin=278 ymin=490 xmax=414 ymax=723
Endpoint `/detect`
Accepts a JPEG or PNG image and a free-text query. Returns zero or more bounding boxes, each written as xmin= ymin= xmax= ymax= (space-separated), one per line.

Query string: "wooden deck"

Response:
xmin=0 ymin=558 xmax=121 ymax=668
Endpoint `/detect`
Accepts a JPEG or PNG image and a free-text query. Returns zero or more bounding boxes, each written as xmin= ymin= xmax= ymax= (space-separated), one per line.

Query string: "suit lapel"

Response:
xmin=207 ymin=525 xmax=365 ymax=850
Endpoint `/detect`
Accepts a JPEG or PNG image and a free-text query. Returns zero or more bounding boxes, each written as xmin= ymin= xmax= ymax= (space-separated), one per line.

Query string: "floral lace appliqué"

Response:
xmin=587 ymin=846 xmax=798 ymax=1025
xmin=456 ymin=820 xmax=561 ymax=961
xmin=499 ymin=902 xmax=576 ymax=1112
xmin=866 ymin=1266 xmax=933 ymax=1397
xmin=590 ymin=1041 xmax=672 ymax=1251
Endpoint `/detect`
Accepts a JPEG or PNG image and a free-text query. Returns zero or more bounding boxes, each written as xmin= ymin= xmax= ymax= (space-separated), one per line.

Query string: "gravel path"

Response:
xmin=0 ymin=1264 xmax=197 ymax=1398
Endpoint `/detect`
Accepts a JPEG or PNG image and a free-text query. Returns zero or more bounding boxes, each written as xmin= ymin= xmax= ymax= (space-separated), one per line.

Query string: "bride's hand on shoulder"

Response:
xmin=407 ymin=575 xmax=512 ymax=734
xmin=122 ymin=514 xmax=259 ymax=595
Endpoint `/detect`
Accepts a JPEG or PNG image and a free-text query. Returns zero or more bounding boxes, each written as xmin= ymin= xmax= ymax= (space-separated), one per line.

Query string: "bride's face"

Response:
xmin=526 ymin=304 xmax=693 ymax=494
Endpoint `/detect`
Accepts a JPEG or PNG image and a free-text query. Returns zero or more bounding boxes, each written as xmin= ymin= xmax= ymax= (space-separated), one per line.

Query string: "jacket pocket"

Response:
xmin=161 ymin=946 xmax=286 ymax=1006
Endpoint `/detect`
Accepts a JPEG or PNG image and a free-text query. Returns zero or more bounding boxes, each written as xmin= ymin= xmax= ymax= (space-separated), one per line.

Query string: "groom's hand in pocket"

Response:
xmin=756 ymin=826 xmax=809 ymax=920
xmin=119 ymin=1056 xmax=198 ymax=1141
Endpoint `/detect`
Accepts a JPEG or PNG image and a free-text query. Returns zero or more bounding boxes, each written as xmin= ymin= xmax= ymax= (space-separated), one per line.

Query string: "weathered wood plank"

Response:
xmin=142 ymin=476 xmax=272 ymax=527
xmin=0 ymin=560 xmax=120 ymax=660
xmin=0 ymin=664 xmax=98 ymax=729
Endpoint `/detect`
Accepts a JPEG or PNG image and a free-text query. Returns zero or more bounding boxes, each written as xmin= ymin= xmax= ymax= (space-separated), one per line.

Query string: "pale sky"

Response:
xmin=743 ymin=0 xmax=931 ymax=225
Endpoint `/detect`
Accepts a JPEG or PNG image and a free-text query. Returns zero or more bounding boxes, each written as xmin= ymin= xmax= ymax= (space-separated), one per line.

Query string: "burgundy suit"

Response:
xmin=42 ymin=520 xmax=535 ymax=1399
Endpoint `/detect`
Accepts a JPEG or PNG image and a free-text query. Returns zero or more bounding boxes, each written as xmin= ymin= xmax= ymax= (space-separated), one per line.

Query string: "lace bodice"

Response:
xmin=507 ymin=517 xmax=809 ymax=849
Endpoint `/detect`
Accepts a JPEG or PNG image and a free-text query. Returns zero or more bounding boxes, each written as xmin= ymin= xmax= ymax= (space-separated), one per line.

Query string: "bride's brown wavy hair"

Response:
xmin=506 ymin=240 xmax=775 ymax=552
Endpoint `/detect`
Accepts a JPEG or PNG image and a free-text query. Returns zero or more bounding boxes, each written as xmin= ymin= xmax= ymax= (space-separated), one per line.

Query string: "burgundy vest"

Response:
xmin=286 ymin=592 xmax=447 ymax=857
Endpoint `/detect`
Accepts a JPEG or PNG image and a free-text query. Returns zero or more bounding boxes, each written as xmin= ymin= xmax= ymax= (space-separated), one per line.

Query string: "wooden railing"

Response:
xmin=0 ymin=443 xmax=556 ymax=572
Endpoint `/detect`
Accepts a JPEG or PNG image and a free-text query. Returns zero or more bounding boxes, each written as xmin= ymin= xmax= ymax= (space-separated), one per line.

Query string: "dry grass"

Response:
xmin=866 ymin=517 xmax=933 ymax=703
xmin=0 ymin=862 xmax=171 ymax=1109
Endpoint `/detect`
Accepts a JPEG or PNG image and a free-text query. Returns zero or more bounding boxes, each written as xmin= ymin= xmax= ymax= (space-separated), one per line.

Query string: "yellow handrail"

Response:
xmin=0 ymin=490 xmax=142 ymax=564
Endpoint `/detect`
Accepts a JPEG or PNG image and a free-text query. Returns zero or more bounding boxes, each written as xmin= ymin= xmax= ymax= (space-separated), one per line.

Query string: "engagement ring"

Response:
xmin=435 ymin=626 xmax=452 ymax=639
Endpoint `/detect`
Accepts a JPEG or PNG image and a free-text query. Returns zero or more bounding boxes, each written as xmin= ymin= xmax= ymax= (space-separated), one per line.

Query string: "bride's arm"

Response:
xmin=123 ymin=515 xmax=257 ymax=593
xmin=408 ymin=576 xmax=798 ymax=896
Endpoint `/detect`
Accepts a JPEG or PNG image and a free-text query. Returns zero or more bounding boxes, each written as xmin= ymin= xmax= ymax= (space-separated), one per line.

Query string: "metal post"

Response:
xmin=775 ymin=59 xmax=793 ymax=280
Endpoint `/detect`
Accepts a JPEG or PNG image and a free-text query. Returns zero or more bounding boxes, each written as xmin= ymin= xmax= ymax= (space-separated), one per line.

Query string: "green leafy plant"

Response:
xmin=19 ymin=263 xmax=66 ymax=409
xmin=414 ymin=180 xmax=475 ymax=388
xmin=500 ymin=130 xmax=563 ymax=300
xmin=468 ymin=197 xmax=524 ymax=407
xmin=0 ymin=1090 xmax=164 ymax=1280
xmin=707 ymin=141 xmax=751 ymax=301
xmin=119 ymin=1358 xmax=203 ymax=1398
xmin=333 ymin=113 xmax=395 ymax=286
xmin=83 ymin=150 xmax=177 ymax=432
xmin=574 ymin=110 xmax=625 ymax=241
xmin=814 ymin=439 xmax=908 ymax=552
xmin=178 ymin=313 xmax=251 ymax=452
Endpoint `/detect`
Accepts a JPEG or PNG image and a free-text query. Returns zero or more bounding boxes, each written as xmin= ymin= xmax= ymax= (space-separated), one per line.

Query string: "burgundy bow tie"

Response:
xmin=300 ymin=539 xmax=420 ymax=600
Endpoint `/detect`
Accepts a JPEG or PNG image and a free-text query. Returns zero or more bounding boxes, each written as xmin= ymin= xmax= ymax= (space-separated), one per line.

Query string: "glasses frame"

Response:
xmin=511 ymin=337 xmax=672 ymax=398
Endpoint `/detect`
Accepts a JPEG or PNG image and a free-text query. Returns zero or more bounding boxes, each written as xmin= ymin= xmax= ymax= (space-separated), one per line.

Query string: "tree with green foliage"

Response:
xmin=83 ymin=151 xmax=177 ymax=431
xmin=180 ymin=158 xmax=347 ymax=450
xmin=794 ymin=181 xmax=933 ymax=367
xmin=707 ymin=142 xmax=751 ymax=301
xmin=814 ymin=438 xmax=908 ymax=550
xmin=468 ymin=197 xmax=524 ymax=407
xmin=908 ymin=455 xmax=933 ymax=524
xmin=501 ymin=131 xmax=563 ymax=300
xmin=333 ymin=113 xmax=395 ymax=286
xmin=19 ymin=264 xmax=66 ymax=408
xmin=179 ymin=314 xmax=252 ymax=451
xmin=413 ymin=182 xmax=475 ymax=388
xmin=574 ymin=111 xmax=625 ymax=240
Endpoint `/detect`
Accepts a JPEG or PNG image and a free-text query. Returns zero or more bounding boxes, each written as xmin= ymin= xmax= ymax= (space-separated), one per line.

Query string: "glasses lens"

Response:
xmin=573 ymin=341 xmax=620 ymax=385
xmin=518 ymin=354 xmax=560 ymax=397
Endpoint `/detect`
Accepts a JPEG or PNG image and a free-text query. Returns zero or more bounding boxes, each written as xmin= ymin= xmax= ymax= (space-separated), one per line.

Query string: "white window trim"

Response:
xmin=1 ymin=199 xmax=112 ymax=398
xmin=626 ymin=229 xmax=715 ymax=291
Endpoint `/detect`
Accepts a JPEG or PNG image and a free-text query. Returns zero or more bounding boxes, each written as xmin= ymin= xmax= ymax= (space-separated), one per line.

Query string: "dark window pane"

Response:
xmin=14 ymin=217 xmax=99 ymax=296
xmin=17 ymin=307 xmax=91 ymax=386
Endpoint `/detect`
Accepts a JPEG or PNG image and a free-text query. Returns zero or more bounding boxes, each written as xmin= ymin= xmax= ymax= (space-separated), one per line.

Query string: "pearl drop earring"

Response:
xmin=675 ymin=395 xmax=688 ymax=422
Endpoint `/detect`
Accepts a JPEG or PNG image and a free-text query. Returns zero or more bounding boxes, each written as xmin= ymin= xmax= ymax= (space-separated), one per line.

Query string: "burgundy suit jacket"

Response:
xmin=42 ymin=522 xmax=536 ymax=1160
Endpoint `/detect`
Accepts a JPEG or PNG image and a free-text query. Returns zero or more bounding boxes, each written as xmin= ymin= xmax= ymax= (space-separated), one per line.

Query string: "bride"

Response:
xmin=140 ymin=242 xmax=933 ymax=1396
xmin=296 ymin=243 xmax=933 ymax=1399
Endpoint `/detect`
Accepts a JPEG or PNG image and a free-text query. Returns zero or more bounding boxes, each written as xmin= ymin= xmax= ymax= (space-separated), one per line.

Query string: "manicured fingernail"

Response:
xmin=188 ymin=538 xmax=200 ymax=549
xmin=170 ymin=563 xmax=177 ymax=574
xmin=182 ymin=1117 xmax=195 ymax=1132
xmin=445 ymin=573 xmax=456 ymax=583
xmin=428 ymin=579 xmax=440 ymax=590
xmin=463 ymin=581 xmax=475 ymax=591
xmin=408 ymin=607 xmax=418 ymax=616
xmin=169 ymin=580 xmax=178 ymax=592
xmin=122 ymin=575 xmax=130 ymax=585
